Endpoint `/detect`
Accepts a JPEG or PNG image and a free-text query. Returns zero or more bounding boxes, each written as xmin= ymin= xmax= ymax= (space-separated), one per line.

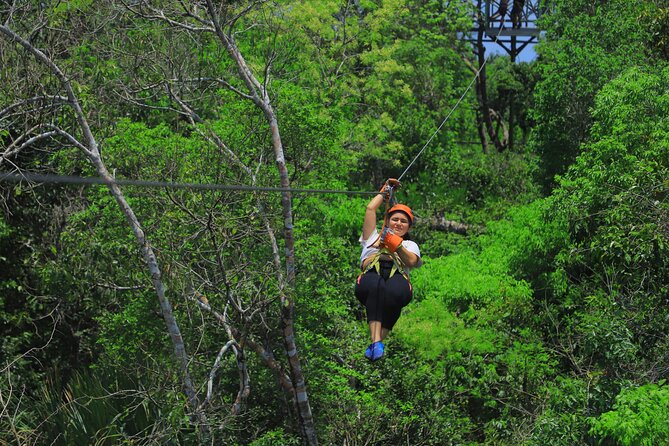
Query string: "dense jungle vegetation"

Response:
xmin=2 ymin=0 xmax=669 ymax=444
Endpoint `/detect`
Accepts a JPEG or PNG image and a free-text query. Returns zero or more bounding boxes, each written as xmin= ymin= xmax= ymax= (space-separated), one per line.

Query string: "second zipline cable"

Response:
xmin=0 ymin=171 xmax=378 ymax=196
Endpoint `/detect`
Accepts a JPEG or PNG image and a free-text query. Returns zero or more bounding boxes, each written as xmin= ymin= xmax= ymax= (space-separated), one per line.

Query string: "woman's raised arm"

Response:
xmin=362 ymin=193 xmax=385 ymax=241
xmin=362 ymin=179 xmax=401 ymax=240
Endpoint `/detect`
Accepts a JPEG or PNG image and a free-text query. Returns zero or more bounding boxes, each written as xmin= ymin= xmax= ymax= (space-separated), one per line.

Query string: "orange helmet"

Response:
xmin=386 ymin=204 xmax=414 ymax=225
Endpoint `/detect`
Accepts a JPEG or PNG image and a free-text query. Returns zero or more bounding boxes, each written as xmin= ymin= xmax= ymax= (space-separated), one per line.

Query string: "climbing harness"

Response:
xmin=359 ymin=248 xmax=410 ymax=283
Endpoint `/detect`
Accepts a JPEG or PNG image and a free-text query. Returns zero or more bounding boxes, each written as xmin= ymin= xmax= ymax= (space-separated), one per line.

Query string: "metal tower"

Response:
xmin=480 ymin=0 xmax=548 ymax=61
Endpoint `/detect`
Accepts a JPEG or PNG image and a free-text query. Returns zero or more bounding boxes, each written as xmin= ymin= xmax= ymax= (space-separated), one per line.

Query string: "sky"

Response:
xmin=484 ymin=41 xmax=538 ymax=63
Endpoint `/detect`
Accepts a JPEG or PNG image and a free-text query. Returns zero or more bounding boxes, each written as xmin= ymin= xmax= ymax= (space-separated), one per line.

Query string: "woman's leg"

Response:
xmin=356 ymin=273 xmax=387 ymax=343
xmin=355 ymin=269 xmax=399 ymax=360
xmin=369 ymin=321 xmax=383 ymax=342
xmin=380 ymin=274 xmax=412 ymax=331
xmin=366 ymin=322 xmax=390 ymax=342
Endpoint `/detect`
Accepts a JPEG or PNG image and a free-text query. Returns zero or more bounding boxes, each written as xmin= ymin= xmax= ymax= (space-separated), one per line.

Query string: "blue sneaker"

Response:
xmin=364 ymin=343 xmax=375 ymax=361
xmin=370 ymin=341 xmax=385 ymax=361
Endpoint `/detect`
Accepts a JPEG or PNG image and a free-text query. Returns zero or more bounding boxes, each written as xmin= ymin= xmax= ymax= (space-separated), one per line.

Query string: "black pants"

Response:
xmin=355 ymin=260 xmax=412 ymax=330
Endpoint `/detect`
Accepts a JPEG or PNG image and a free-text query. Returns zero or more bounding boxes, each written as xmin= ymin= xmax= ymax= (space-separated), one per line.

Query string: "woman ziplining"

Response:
xmin=355 ymin=178 xmax=422 ymax=361
xmin=350 ymin=26 xmax=500 ymax=360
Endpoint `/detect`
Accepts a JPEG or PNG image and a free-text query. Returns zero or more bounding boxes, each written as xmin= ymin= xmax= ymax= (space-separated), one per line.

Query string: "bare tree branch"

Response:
xmin=203 ymin=77 xmax=255 ymax=101
xmin=0 ymin=304 xmax=60 ymax=374
xmin=0 ymin=95 xmax=70 ymax=120
xmin=95 ymin=282 xmax=146 ymax=291
xmin=120 ymin=0 xmax=214 ymax=32
xmin=114 ymin=85 xmax=189 ymax=117
xmin=191 ymin=296 xmax=293 ymax=394
xmin=204 ymin=0 xmax=263 ymax=103
xmin=176 ymin=0 xmax=212 ymax=27
xmin=227 ymin=1 xmax=264 ymax=37
xmin=1 ymin=130 xmax=57 ymax=165
xmin=1 ymin=124 xmax=94 ymax=167
xmin=201 ymin=339 xmax=250 ymax=416
xmin=169 ymin=90 xmax=256 ymax=180
xmin=0 ymin=25 xmax=100 ymax=157
xmin=429 ymin=215 xmax=470 ymax=235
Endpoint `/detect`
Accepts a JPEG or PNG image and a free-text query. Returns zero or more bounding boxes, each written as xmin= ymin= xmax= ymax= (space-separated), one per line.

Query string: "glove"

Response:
xmin=380 ymin=227 xmax=404 ymax=253
xmin=379 ymin=178 xmax=401 ymax=199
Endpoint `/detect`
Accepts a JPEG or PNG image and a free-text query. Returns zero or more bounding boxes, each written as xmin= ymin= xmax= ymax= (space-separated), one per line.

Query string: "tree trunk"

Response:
xmin=473 ymin=0 xmax=505 ymax=152
xmin=428 ymin=215 xmax=470 ymax=235
xmin=207 ymin=7 xmax=318 ymax=443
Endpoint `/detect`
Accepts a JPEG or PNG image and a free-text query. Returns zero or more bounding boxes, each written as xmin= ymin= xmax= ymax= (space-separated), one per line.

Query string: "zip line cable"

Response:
xmin=397 ymin=18 xmax=506 ymax=182
xmin=0 ymin=171 xmax=378 ymax=196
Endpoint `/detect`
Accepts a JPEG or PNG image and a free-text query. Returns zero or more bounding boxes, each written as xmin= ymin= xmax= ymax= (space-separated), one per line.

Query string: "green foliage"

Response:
xmin=646 ymin=4 xmax=669 ymax=60
xmin=413 ymin=142 xmax=540 ymax=215
xmin=249 ymin=428 xmax=301 ymax=446
xmin=590 ymin=382 xmax=669 ymax=446
xmin=0 ymin=217 xmax=10 ymax=239
xmin=94 ymin=293 xmax=168 ymax=365
xmin=531 ymin=63 xmax=669 ymax=445
xmin=532 ymin=0 xmax=658 ymax=188
xmin=524 ymin=376 xmax=605 ymax=445
xmin=410 ymin=251 xmax=532 ymax=317
xmin=52 ymin=0 xmax=95 ymax=19
xmin=395 ymin=298 xmax=497 ymax=359
xmin=33 ymin=368 xmax=198 ymax=446
xmin=487 ymin=57 xmax=539 ymax=147
xmin=550 ymin=66 xmax=669 ymax=374
xmin=412 ymin=200 xmax=560 ymax=323
xmin=392 ymin=201 xmax=567 ymax=443
xmin=302 ymin=0 xmax=477 ymax=184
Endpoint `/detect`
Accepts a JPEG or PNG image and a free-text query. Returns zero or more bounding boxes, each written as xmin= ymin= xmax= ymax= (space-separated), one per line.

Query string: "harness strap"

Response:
xmin=361 ymin=248 xmax=410 ymax=282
